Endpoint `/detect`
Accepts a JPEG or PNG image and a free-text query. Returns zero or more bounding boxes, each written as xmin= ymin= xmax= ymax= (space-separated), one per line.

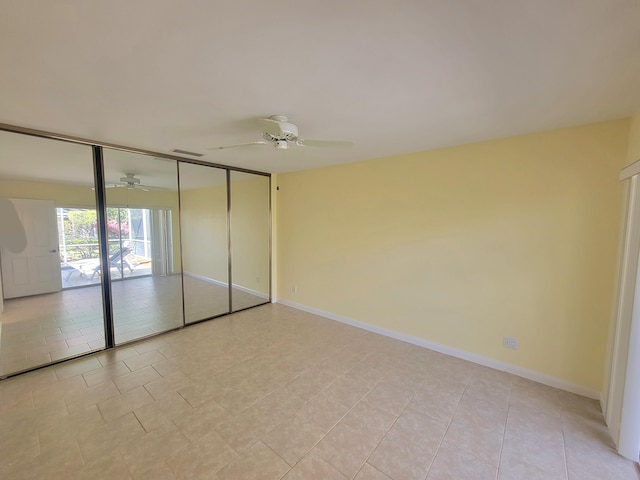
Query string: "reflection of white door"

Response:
xmin=0 ymin=199 xmax=62 ymax=299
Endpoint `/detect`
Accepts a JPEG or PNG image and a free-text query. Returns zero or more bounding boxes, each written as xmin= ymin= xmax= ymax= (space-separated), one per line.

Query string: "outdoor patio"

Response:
xmin=61 ymin=255 xmax=152 ymax=289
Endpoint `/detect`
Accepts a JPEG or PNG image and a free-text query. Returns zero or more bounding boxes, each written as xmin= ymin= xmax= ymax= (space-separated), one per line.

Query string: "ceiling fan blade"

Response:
xmin=296 ymin=139 xmax=353 ymax=148
xmin=207 ymin=141 xmax=267 ymax=150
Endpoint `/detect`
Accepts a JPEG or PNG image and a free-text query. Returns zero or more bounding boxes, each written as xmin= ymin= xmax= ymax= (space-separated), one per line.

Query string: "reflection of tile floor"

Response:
xmin=0 ymin=303 xmax=636 ymax=479
xmin=0 ymin=275 xmax=267 ymax=377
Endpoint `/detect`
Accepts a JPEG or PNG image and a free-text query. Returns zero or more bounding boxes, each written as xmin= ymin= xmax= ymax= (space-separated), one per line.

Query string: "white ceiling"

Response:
xmin=1 ymin=0 xmax=639 ymax=174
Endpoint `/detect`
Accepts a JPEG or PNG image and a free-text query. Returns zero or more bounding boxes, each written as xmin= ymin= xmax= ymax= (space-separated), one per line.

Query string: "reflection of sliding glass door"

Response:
xmin=103 ymin=149 xmax=183 ymax=344
xmin=150 ymin=208 xmax=173 ymax=276
xmin=57 ymin=206 xmax=163 ymax=288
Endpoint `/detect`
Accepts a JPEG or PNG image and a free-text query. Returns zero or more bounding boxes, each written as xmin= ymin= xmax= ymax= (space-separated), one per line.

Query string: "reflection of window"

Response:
xmin=57 ymin=206 xmax=172 ymax=287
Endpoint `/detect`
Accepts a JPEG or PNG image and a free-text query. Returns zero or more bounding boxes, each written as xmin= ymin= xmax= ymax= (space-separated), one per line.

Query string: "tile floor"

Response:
xmin=0 ymin=303 xmax=638 ymax=479
xmin=0 ymin=275 xmax=268 ymax=377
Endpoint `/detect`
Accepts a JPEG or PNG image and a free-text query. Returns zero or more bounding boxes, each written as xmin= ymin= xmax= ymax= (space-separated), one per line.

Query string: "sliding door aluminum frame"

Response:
xmin=227 ymin=169 xmax=233 ymax=314
xmin=0 ymin=123 xmax=270 ymax=177
xmin=0 ymin=122 xmax=272 ymax=379
xmin=92 ymin=146 xmax=115 ymax=349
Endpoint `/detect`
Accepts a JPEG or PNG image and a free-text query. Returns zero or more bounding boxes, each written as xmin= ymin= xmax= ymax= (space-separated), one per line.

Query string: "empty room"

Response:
xmin=1 ymin=1 xmax=640 ymax=479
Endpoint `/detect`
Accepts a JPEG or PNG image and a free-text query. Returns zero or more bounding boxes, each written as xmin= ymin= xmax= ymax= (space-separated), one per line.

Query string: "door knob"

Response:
xmin=49 ymin=249 xmax=57 ymax=253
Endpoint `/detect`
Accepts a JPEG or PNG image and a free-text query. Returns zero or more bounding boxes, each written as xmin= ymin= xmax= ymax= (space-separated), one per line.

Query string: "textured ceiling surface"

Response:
xmin=1 ymin=0 xmax=639 ymax=175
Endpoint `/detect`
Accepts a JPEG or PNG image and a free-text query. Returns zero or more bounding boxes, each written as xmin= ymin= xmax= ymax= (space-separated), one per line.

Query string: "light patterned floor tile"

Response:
xmin=263 ymin=413 xmax=327 ymax=466
xmin=212 ymin=441 xmax=290 ymax=480
xmin=119 ymin=422 xmax=190 ymax=476
xmin=282 ymin=453 xmax=347 ymax=480
xmin=167 ymin=430 xmax=237 ymax=479
xmin=427 ymin=443 xmax=497 ymax=480
xmin=355 ymin=463 xmax=393 ymax=480
xmin=0 ymin=304 xmax=634 ymax=480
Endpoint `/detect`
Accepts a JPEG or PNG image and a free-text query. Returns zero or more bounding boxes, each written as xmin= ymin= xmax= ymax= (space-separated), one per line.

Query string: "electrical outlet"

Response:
xmin=503 ymin=336 xmax=518 ymax=350
xmin=292 ymin=285 xmax=298 ymax=293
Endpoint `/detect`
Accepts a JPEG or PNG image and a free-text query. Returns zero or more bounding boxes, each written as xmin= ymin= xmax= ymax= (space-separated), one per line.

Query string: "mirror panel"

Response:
xmin=0 ymin=131 xmax=105 ymax=376
xmin=102 ymin=150 xmax=183 ymax=343
xmin=0 ymin=127 xmax=271 ymax=376
xmin=230 ymin=171 xmax=270 ymax=311
xmin=179 ymin=163 xmax=229 ymax=323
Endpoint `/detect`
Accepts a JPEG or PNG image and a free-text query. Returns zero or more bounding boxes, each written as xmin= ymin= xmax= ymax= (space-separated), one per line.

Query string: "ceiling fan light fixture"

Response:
xmin=210 ymin=115 xmax=352 ymax=151
xmin=120 ymin=173 xmax=140 ymax=185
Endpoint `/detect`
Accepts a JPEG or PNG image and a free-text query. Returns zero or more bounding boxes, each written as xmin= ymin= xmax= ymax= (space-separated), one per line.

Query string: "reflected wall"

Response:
xmin=179 ymin=163 xmax=229 ymax=322
xmin=230 ymin=171 xmax=270 ymax=311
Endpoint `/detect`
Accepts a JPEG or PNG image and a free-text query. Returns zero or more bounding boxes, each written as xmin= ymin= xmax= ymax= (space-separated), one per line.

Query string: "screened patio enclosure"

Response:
xmin=57 ymin=206 xmax=173 ymax=288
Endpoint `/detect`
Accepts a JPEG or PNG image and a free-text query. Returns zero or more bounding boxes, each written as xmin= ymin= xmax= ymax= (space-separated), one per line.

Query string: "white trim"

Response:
xmin=620 ymin=159 xmax=640 ymax=181
xmin=275 ymin=298 xmax=600 ymax=400
xmin=619 ymin=254 xmax=640 ymax=459
xmin=183 ymin=271 xmax=269 ymax=300
xmin=616 ymin=173 xmax=640 ymax=460
xmin=605 ymin=176 xmax=640 ymax=452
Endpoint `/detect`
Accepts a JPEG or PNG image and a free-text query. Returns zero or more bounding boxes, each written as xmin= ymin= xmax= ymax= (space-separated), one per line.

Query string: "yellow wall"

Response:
xmin=0 ymin=179 xmax=182 ymax=270
xmin=180 ymin=184 xmax=228 ymax=282
xmin=276 ymin=119 xmax=630 ymax=391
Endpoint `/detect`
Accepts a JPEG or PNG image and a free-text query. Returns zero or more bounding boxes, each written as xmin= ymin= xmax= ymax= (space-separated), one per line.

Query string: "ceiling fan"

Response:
xmin=210 ymin=115 xmax=353 ymax=151
xmin=106 ymin=173 xmax=157 ymax=191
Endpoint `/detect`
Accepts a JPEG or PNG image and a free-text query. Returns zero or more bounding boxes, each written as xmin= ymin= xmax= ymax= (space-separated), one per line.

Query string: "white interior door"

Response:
xmin=0 ymin=198 xmax=62 ymax=299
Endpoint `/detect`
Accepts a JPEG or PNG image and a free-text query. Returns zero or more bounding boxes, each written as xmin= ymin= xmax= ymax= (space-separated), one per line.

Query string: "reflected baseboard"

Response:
xmin=183 ymin=271 xmax=269 ymax=299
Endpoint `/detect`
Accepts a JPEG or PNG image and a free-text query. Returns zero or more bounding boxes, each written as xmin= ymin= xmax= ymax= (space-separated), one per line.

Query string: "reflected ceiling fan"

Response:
xmin=106 ymin=173 xmax=158 ymax=191
xmin=209 ymin=115 xmax=353 ymax=151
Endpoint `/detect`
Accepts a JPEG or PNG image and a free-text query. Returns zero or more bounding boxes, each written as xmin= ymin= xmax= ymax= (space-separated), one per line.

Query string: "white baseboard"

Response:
xmin=275 ymin=298 xmax=601 ymax=400
xmin=184 ymin=272 xmax=269 ymax=300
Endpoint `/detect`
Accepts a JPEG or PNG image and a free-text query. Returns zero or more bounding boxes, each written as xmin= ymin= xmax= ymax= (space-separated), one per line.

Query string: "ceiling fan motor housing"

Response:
xmin=261 ymin=116 xmax=299 ymax=143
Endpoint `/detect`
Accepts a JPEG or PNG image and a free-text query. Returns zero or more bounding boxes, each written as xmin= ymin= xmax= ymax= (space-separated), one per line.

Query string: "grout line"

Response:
xmin=561 ymin=426 xmax=570 ymax=480
xmin=356 ymin=361 xmax=431 ymax=479
xmin=495 ymin=396 xmax=511 ymax=480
